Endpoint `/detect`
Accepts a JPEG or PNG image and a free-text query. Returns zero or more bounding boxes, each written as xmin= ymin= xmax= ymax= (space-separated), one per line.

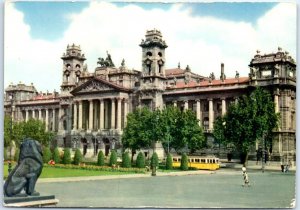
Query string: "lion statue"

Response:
xmin=4 ymin=139 xmax=43 ymax=197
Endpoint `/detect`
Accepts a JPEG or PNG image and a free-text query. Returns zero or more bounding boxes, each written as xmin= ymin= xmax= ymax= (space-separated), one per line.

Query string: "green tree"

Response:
xmin=122 ymin=108 xmax=154 ymax=155
xmin=180 ymin=153 xmax=189 ymax=171
xmin=4 ymin=115 xmax=13 ymax=148
xmin=122 ymin=151 xmax=131 ymax=168
xmin=4 ymin=147 xmax=8 ymax=161
xmin=97 ymin=150 xmax=105 ymax=166
xmin=136 ymin=152 xmax=145 ymax=168
xmin=62 ymin=148 xmax=72 ymax=164
xmin=109 ymin=150 xmax=117 ymax=166
xmin=150 ymin=152 xmax=159 ymax=169
xmin=14 ymin=147 xmax=20 ymax=162
xmin=166 ymin=153 xmax=173 ymax=170
xmin=42 ymin=147 xmax=52 ymax=163
xmin=8 ymin=118 xmax=54 ymax=147
xmin=122 ymin=106 xmax=205 ymax=156
xmin=213 ymin=87 xmax=279 ymax=165
xmin=52 ymin=147 xmax=61 ymax=164
xmin=73 ymin=149 xmax=83 ymax=165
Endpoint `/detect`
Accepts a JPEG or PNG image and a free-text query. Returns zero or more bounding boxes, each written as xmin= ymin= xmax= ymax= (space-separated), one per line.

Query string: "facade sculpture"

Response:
xmin=4 ymin=30 xmax=296 ymax=163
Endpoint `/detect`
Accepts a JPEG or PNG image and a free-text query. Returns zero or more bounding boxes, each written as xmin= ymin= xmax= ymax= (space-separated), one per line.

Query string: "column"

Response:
xmin=173 ymin=101 xmax=177 ymax=107
xmin=73 ymin=103 xmax=77 ymax=130
xmin=32 ymin=110 xmax=35 ymax=119
xmin=274 ymin=94 xmax=279 ymax=113
xmin=208 ymin=98 xmax=214 ymax=130
xmin=58 ymin=108 xmax=63 ymax=131
xmin=221 ymin=98 xmax=226 ymax=116
xmin=184 ymin=100 xmax=188 ymax=110
xmin=52 ymin=108 xmax=56 ymax=131
xmin=111 ymin=98 xmax=115 ymax=129
xmin=25 ymin=110 xmax=29 ymax=122
xmin=124 ymin=99 xmax=128 ymax=126
xmin=117 ymin=98 xmax=122 ymax=130
xmin=100 ymin=99 xmax=104 ymax=130
xmin=38 ymin=109 xmax=42 ymax=120
xmin=196 ymin=99 xmax=201 ymax=125
xmin=78 ymin=100 xmax=83 ymax=130
xmin=45 ymin=109 xmax=49 ymax=131
xmin=89 ymin=100 xmax=93 ymax=131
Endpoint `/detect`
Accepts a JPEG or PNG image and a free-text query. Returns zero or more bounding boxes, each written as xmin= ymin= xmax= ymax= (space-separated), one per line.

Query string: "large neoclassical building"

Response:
xmin=4 ymin=29 xmax=296 ymax=162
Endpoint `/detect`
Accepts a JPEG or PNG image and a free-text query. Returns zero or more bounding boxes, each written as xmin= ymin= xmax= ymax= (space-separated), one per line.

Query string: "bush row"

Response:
xmin=44 ymin=163 xmax=146 ymax=174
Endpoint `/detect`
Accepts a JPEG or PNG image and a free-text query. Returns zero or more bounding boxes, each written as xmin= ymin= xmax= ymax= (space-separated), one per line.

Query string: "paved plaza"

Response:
xmin=36 ymin=169 xmax=295 ymax=208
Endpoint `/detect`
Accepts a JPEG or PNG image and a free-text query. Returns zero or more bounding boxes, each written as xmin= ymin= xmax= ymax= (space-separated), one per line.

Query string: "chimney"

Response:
xmin=220 ymin=63 xmax=225 ymax=82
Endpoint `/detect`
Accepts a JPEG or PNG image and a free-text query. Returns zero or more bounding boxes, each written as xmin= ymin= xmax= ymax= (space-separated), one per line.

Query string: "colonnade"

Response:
xmin=73 ymin=97 xmax=129 ymax=131
xmin=23 ymin=107 xmax=57 ymax=132
xmin=172 ymin=98 xmax=227 ymax=131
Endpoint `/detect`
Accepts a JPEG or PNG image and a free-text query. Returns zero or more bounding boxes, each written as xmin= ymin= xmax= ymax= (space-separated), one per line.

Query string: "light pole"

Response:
xmin=8 ymin=94 xmax=14 ymax=173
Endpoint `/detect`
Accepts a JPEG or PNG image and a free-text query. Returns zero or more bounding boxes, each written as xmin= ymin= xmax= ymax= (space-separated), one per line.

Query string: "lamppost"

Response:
xmin=8 ymin=94 xmax=14 ymax=173
xmin=151 ymin=114 xmax=159 ymax=176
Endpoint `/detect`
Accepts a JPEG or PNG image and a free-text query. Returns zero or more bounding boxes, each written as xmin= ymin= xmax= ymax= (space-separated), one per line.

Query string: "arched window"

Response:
xmin=76 ymin=64 xmax=81 ymax=69
xmin=146 ymin=51 xmax=152 ymax=56
xmin=158 ymin=52 xmax=162 ymax=57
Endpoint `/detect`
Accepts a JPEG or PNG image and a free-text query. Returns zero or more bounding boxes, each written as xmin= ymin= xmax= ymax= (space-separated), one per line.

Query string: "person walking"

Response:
xmin=242 ymin=167 xmax=250 ymax=187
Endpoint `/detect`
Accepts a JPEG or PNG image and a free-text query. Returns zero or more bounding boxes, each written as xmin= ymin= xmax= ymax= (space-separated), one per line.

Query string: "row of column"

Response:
xmin=173 ymin=98 xmax=227 ymax=130
xmin=24 ymin=108 xmax=57 ymax=132
xmin=73 ymin=98 xmax=128 ymax=131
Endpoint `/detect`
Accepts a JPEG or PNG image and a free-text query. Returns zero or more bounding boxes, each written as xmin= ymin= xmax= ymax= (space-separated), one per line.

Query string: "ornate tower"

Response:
xmin=139 ymin=29 xmax=168 ymax=109
xmin=249 ymin=47 xmax=296 ymax=162
xmin=60 ymin=44 xmax=86 ymax=96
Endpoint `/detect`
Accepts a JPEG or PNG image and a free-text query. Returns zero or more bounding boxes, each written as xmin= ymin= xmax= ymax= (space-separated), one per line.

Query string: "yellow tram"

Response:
xmin=171 ymin=156 xmax=220 ymax=170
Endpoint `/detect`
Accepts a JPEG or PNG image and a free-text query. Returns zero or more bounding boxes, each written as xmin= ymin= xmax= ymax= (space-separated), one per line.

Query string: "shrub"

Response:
xmin=166 ymin=153 xmax=173 ymax=170
xmin=122 ymin=152 xmax=131 ymax=168
xmin=150 ymin=152 xmax=159 ymax=169
xmin=136 ymin=152 xmax=145 ymax=168
xmin=42 ymin=147 xmax=52 ymax=163
xmin=62 ymin=148 xmax=72 ymax=164
xmin=109 ymin=150 xmax=117 ymax=166
xmin=97 ymin=150 xmax=105 ymax=166
xmin=180 ymin=153 xmax=189 ymax=171
xmin=53 ymin=147 xmax=61 ymax=164
xmin=73 ymin=149 xmax=83 ymax=165
xmin=14 ymin=148 xmax=20 ymax=161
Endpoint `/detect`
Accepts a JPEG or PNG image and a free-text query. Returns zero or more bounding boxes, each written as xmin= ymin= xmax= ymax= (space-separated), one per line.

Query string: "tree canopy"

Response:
xmin=122 ymin=106 xmax=205 ymax=154
xmin=213 ymin=87 xmax=279 ymax=160
xmin=4 ymin=117 xmax=54 ymax=147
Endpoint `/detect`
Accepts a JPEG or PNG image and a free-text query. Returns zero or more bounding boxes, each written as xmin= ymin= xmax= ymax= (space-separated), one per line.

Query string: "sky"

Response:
xmin=4 ymin=1 xmax=297 ymax=92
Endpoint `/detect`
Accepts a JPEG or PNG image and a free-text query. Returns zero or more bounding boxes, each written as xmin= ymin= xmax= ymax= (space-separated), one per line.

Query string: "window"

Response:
xmin=201 ymin=159 xmax=205 ymax=163
xmin=158 ymin=52 xmax=162 ymax=57
xmin=146 ymin=51 xmax=152 ymax=56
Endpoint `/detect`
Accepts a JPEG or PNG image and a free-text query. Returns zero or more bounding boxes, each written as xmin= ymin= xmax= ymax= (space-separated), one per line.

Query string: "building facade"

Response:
xmin=4 ymin=29 xmax=296 ymax=162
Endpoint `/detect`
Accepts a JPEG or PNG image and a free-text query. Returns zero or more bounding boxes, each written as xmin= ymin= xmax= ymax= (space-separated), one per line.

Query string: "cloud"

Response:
xmin=4 ymin=2 xmax=296 ymax=92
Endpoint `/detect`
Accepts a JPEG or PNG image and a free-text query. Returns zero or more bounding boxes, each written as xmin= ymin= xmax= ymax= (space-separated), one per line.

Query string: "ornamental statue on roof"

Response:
xmin=97 ymin=51 xmax=115 ymax=67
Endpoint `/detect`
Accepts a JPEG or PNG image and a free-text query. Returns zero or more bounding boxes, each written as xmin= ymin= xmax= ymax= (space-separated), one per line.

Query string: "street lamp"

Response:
xmin=8 ymin=94 xmax=14 ymax=173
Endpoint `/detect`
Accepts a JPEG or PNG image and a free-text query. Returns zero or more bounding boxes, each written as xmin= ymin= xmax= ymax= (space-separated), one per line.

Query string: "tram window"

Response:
xmin=201 ymin=159 xmax=205 ymax=163
xmin=190 ymin=159 xmax=194 ymax=162
xmin=216 ymin=159 xmax=219 ymax=163
xmin=178 ymin=158 xmax=181 ymax=162
xmin=195 ymin=159 xmax=200 ymax=163
xmin=213 ymin=159 xmax=215 ymax=163
xmin=173 ymin=158 xmax=177 ymax=162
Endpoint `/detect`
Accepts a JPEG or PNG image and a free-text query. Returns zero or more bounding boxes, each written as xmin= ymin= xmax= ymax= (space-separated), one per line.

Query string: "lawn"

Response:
xmin=3 ymin=164 xmax=140 ymax=179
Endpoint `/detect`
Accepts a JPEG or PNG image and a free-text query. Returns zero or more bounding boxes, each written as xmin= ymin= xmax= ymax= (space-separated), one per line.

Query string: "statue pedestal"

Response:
xmin=4 ymin=195 xmax=59 ymax=207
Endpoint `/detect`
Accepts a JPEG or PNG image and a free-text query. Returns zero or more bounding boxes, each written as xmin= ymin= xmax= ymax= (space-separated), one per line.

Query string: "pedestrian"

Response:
xmin=280 ymin=161 xmax=284 ymax=172
xmin=242 ymin=167 xmax=250 ymax=187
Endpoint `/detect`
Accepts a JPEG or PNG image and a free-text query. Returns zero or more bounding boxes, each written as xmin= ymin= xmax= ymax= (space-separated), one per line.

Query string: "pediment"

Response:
xmin=71 ymin=77 xmax=130 ymax=95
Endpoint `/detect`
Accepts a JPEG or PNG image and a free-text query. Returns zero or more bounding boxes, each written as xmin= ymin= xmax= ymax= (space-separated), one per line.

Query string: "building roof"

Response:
xmin=165 ymin=68 xmax=186 ymax=76
xmin=31 ymin=92 xmax=58 ymax=101
xmin=167 ymin=77 xmax=249 ymax=89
